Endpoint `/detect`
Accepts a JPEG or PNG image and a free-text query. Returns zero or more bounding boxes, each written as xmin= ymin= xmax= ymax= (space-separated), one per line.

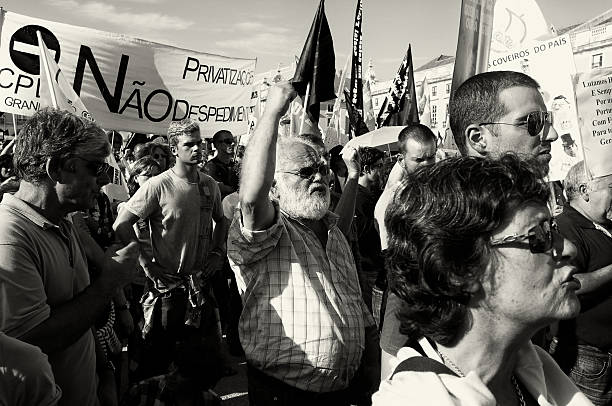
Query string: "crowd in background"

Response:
xmin=0 ymin=70 xmax=611 ymax=406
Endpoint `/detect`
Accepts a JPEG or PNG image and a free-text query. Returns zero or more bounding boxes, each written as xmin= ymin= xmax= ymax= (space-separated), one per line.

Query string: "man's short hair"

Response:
xmin=275 ymin=137 xmax=317 ymax=173
xmin=167 ymin=119 xmax=199 ymax=147
xmin=212 ymin=130 xmax=232 ymax=144
xmin=449 ymin=71 xmax=540 ymax=156
xmin=386 ymin=154 xmax=548 ymax=345
xmin=398 ymin=124 xmax=437 ymax=155
xmin=563 ymin=161 xmax=588 ymax=201
xmin=296 ymin=133 xmax=328 ymax=161
xmin=359 ymin=147 xmax=384 ymax=176
xmin=14 ymin=108 xmax=109 ymax=183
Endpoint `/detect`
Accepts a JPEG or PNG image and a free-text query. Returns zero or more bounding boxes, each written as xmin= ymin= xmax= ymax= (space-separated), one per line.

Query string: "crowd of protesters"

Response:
xmin=0 ymin=69 xmax=610 ymax=406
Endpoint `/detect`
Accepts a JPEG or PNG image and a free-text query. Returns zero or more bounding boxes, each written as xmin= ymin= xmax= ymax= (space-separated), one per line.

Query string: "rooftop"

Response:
xmin=414 ymin=55 xmax=455 ymax=72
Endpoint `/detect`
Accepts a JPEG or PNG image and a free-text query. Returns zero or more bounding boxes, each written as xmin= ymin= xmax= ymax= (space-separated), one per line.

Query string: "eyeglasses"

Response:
xmin=480 ymin=111 xmax=553 ymax=137
xmin=74 ymin=157 xmax=111 ymax=177
xmin=277 ymin=161 xmax=329 ymax=179
xmin=490 ymin=218 xmax=558 ymax=254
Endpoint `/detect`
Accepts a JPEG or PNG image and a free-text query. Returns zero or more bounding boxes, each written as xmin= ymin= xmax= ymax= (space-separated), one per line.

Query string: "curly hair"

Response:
xmin=167 ymin=118 xmax=199 ymax=148
xmin=359 ymin=146 xmax=384 ymax=176
xmin=127 ymin=157 xmax=161 ymax=196
xmin=14 ymin=108 xmax=109 ymax=183
xmin=449 ymin=71 xmax=539 ymax=156
xmin=385 ymin=154 xmax=549 ymax=345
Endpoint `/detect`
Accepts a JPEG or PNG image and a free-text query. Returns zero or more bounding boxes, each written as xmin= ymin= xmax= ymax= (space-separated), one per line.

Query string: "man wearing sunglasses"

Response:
xmin=450 ymin=70 xmax=558 ymax=174
xmin=205 ymin=129 xmax=239 ymax=198
xmin=549 ymin=161 xmax=612 ymax=405
xmin=0 ymin=109 xmax=139 ymax=406
xmin=227 ymin=82 xmax=378 ymax=405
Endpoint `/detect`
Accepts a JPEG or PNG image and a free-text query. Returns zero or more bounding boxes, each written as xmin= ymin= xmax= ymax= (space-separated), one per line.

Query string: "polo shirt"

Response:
xmin=0 ymin=194 xmax=98 ymax=406
xmin=556 ymin=204 xmax=612 ymax=350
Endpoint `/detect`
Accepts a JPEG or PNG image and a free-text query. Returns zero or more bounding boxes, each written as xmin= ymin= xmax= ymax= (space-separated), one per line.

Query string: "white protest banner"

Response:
xmin=488 ymin=34 xmax=582 ymax=181
xmin=0 ymin=10 xmax=256 ymax=137
xmin=38 ymin=31 xmax=129 ymax=201
xmin=489 ymin=0 xmax=552 ymax=61
xmin=37 ymin=30 xmax=94 ymax=121
xmin=573 ymin=68 xmax=612 ymax=178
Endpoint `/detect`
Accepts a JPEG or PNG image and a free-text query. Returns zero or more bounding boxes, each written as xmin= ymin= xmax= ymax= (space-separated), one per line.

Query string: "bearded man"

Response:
xmin=227 ymin=82 xmax=378 ymax=406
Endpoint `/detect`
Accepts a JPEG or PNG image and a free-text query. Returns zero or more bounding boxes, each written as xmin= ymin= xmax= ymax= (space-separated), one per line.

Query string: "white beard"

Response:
xmin=276 ymin=178 xmax=330 ymax=220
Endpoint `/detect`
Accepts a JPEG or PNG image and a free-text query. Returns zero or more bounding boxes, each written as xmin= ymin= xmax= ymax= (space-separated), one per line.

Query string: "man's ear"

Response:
xmin=270 ymin=179 xmax=280 ymax=200
xmin=45 ymin=157 xmax=64 ymax=182
xmin=170 ymin=144 xmax=178 ymax=156
xmin=465 ymin=124 xmax=488 ymax=155
xmin=579 ymin=184 xmax=589 ymax=201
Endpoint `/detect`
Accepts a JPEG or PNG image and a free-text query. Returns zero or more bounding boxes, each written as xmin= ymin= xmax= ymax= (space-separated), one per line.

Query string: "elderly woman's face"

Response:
xmin=482 ymin=202 xmax=580 ymax=326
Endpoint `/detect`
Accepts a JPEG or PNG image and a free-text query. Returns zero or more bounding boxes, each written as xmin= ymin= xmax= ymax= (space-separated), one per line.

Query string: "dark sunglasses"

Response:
xmin=75 ymin=157 xmax=111 ymax=177
xmin=278 ymin=161 xmax=329 ymax=179
xmin=218 ymin=139 xmax=235 ymax=145
xmin=480 ymin=111 xmax=553 ymax=137
xmin=152 ymin=153 xmax=167 ymax=160
xmin=490 ymin=218 xmax=558 ymax=254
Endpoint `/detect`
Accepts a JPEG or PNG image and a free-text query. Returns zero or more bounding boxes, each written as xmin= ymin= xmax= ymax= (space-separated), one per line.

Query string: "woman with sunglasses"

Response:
xmin=373 ymin=154 xmax=592 ymax=406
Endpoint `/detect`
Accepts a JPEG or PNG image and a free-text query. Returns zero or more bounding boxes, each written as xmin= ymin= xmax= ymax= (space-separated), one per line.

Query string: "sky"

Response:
xmin=1 ymin=0 xmax=610 ymax=80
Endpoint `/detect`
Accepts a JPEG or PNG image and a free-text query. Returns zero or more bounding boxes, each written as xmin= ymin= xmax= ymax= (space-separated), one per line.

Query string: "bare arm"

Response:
xmin=113 ymin=208 xmax=140 ymax=245
xmin=19 ymin=241 xmax=138 ymax=354
xmin=240 ymin=81 xmax=296 ymax=231
xmin=576 ymin=263 xmax=612 ymax=294
xmin=334 ymin=146 xmax=361 ymax=237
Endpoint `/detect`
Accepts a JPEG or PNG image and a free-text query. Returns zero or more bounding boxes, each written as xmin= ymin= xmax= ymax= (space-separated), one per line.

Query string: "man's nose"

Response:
xmin=542 ymin=124 xmax=558 ymax=143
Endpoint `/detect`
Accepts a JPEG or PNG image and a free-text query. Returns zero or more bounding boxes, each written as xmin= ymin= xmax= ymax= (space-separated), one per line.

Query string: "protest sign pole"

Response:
xmin=36 ymin=31 xmax=58 ymax=109
xmin=299 ymin=81 xmax=311 ymax=134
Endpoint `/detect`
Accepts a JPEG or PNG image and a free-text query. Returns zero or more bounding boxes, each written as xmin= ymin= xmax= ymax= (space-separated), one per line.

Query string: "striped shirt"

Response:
xmin=228 ymin=202 xmax=371 ymax=392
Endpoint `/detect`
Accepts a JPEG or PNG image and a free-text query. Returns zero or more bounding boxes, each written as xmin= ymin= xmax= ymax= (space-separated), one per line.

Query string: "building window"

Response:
xmin=446 ymin=83 xmax=451 ymax=94
xmin=592 ymin=53 xmax=603 ymax=69
xmin=432 ymin=86 xmax=437 ymax=97
xmin=432 ymin=105 xmax=437 ymax=124
xmin=374 ymin=98 xmax=379 ymax=107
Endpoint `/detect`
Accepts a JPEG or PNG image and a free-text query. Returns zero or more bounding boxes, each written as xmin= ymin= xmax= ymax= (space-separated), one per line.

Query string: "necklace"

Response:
xmin=511 ymin=375 xmax=526 ymax=406
xmin=439 ymin=352 xmax=526 ymax=406
xmin=438 ymin=351 xmax=465 ymax=377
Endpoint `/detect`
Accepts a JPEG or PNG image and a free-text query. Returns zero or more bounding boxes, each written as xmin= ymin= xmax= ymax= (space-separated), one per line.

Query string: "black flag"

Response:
xmin=376 ymin=45 xmax=419 ymax=128
xmin=349 ymin=0 xmax=364 ymax=116
xmin=344 ymin=90 xmax=370 ymax=137
xmin=292 ymin=0 xmax=336 ymax=124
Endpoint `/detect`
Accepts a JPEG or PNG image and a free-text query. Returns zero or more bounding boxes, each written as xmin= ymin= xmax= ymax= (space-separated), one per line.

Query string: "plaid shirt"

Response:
xmin=228 ymin=202 xmax=371 ymax=392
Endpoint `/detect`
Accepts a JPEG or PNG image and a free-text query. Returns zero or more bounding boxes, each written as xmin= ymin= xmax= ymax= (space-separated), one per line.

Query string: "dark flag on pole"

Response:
xmin=450 ymin=0 xmax=494 ymax=97
xmin=292 ymin=0 xmax=336 ymax=124
xmin=376 ymin=45 xmax=419 ymax=128
xmin=344 ymin=90 xmax=370 ymax=137
xmin=349 ymin=0 xmax=364 ymax=120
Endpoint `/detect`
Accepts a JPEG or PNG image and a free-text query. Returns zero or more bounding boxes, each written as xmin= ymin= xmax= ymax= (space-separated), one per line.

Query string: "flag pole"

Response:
xmin=36 ymin=31 xmax=58 ymax=109
xmin=299 ymin=81 xmax=311 ymax=134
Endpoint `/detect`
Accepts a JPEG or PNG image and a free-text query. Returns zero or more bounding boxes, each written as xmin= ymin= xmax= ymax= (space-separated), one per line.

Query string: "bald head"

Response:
xmin=398 ymin=124 xmax=437 ymax=174
xmin=276 ymin=137 xmax=320 ymax=174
